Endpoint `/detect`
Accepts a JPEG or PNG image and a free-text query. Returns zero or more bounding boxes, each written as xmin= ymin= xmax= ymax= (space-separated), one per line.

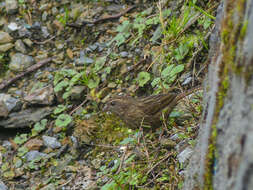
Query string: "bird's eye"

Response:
xmin=110 ymin=101 xmax=116 ymax=106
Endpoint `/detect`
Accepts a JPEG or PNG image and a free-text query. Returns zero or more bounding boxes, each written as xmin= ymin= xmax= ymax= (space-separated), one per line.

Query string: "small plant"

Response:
xmin=58 ymin=5 xmax=69 ymax=26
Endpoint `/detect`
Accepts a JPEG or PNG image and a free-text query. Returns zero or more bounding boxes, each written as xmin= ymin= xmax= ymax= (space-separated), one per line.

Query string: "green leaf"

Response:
xmin=170 ymin=64 xmax=184 ymax=76
xmin=137 ymin=72 xmax=150 ymax=87
xmin=17 ymin=146 xmax=29 ymax=157
xmin=161 ymin=65 xmax=174 ymax=78
xmin=32 ymin=119 xmax=47 ymax=136
xmin=94 ymin=56 xmax=106 ymax=72
xmin=53 ymin=105 xmax=67 ymax=115
xmin=174 ymin=43 xmax=190 ymax=61
xmin=54 ymin=80 xmax=69 ymax=92
xmin=151 ymin=77 xmax=161 ymax=87
xmin=87 ymin=76 xmax=100 ymax=89
xmin=55 ymin=114 xmax=72 ymax=128
xmin=120 ymin=137 xmax=136 ymax=145
xmin=14 ymin=134 xmax=28 ymax=145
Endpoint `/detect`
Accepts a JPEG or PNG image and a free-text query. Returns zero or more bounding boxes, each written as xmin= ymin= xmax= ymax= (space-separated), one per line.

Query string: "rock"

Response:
xmin=0 ymin=31 xmax=13 ymax=44
xmin=2 ymin=140 xmax=12 ymax=149
xmin=177 ymin=147 xmax=194 ymax=165
xmin=9 ymin=53 xmax=34 ymax=72
xmin=23 ymin=38 xmax=33 ymax=47
xmin=76 ymin=51 xmax=94 ymax=66
xmin=0 ymin=180 xmax=8 ymax=190
xmin=26 ymin=150 xmax=47 ymax=161
xmin=119 ymin=51 xmax=128 ymax=58
xmin=0 ymin=43 xmax=14 ymax=52
xmin=41 ymin=26 xmax=50 ymax=38
xmin=160 ymin=138 xmax=176 ymax=148
xmin=0 ymin=107 xmax=53 ymax=128
xmin=24 ymin=138 xmax=43 ymax=150
xmin=5 ymin=0 xmax=18 ymax=14
xmin=0 ymin=93 xmax=22 ymax=117
xmin=42 ymin=136 xmax=61 ymax=149
xmin=18 ymin=26 xmax=31 ymax=38
xmin=40 ymin=183 xmax=55 ymax=190
xmin=15 ymin=40 xmax=27 ymax=54
xmin=70 ymin=86 xmax=86 ymax=100
xmin=8 ymin=22 xmax=19 ymax=31
xmin=24 ymin=85 xmax=54 ymax=105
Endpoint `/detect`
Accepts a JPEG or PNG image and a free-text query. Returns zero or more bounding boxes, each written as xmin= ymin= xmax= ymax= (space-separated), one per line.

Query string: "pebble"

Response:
xmin=0 ymin=31 xmax=13 ymax=44
xmin=15 ymin=40 xmax=27 ymax=54
xmin=9 ymin=53 xmax=34 ymax=72
xmin=5 ymin=0 xmax=18 ymax=14
xmin=26 ymin=150 xmax=47 ymax=162
xmin=42 ymin=136 xmax=61 ymax=149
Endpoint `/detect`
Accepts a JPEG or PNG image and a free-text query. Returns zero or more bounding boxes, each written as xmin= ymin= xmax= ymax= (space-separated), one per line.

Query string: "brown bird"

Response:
xmin=103 ymin=87 xmax=201 ymax=130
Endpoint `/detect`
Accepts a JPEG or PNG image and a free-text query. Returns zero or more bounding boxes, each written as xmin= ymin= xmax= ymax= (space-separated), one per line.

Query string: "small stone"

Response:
xmin=15 ymin=40 xmax=27 ymax=54
xmin=42 ymin=11 xmax=48 ymax=21
xmin=24 ymin=85 xmax=54 ymax=105
xmin=5 ymin=0 xmax=18 ymax=14
xmin=24 ymin=138 xmax=43 ymax=150
xmin=0 ymin=31 xmax=13 ymax=44
xmin=23 ymin=38 xmax=33 ymax=47
xmin=70 ymin=86 xmax=86 ymax=100
xmin=0 ymin=180 xmax=8 ymax=190
xmin=160 ymin=138 xmax=176 ymax=148
xmin=108 ymin=82 xmax=117 ymax=88
xmin=0 ymin=93 xmax=22 ymax=117
xmin=42 ymin=136 xmax=61 ymax=149
xmin=9 ymin=53 xmax=34 ymax=72
xmin=8 ymin=22 xmax=19 ymax=31
xmin=0 ymin=107 xmax=53 ymax=128
xmin=177 ymin=147 xmax=193 ymax=165
xmin=41 ymin=26 xmax=50 ymax=38
xmin=26 ymin=150 xmax=47 ymax=162
xmin=0 ymin=43 xmax=14 ymax=52
xmin=119 ymin=51 xmax=128 ymax=58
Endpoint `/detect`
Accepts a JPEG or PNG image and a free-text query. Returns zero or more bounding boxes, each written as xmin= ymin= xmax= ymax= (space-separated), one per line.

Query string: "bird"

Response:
xmin=103 ymin=87 xmax=201 ymax=130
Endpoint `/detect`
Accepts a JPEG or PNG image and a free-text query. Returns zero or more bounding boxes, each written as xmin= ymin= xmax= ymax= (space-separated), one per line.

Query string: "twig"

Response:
xmin=67 ymin=5 xmax=137 ymax=28
xmin=146 ymin=151 xmax=174 ymax=176
xmin=0 ymin=58 xmax=52 ymax=90
xmin=121 ymin=59 xmax=147 ymax=75
xmin=115 ymin=146 xmax=127 ymax=175
xmin=33 ymin=35 xmax=56 ymax=45
xmin=69 ymin=99 xmax=88 ymax=115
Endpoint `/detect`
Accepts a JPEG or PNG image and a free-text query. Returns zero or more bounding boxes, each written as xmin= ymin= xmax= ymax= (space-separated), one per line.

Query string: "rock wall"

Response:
xmin=184 ymin=0 xmax=253 ymax=189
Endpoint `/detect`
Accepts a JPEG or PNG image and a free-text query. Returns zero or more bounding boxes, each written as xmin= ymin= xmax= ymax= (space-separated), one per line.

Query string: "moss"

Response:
xmin=202 ymin=0 xmax=249 ymax=188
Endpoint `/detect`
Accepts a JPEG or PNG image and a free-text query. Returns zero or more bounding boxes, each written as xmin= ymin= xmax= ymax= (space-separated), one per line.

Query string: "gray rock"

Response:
xmin=41 ymin=26 xmax=50 ymax=38
xmin=9 ymin=53 xmax=34 ymax=72
xmin=42 ymin=136 xmax=61 ymax=149
xmin=40 ymin=183 xmax=55 ymax=190
xmin=76 ymin=51 xmax=94 ymax=66
xmin=24 ymin=85 xmax=54 ymax=105
xmin=119 ymin=51 xmax=128 ymax=58
xmin=2 ymin=140 xmax=12 ymax=149
xmin=23 ymin=38 xmax=33 ymax=47
xmin=7 ymin=22 xmax=19 ymax=31
xmin=0 ymin=43 xmax=14 ymax=52
xmin=0 ymin=180 xmax=8 ymax=190
xmin=70 ymin=86 xmax=86 ymax=100
xmin=26 ymin=150 xmax=47 ymax=161
xmin=0 ymin=93 xmax=22 ymax=117
xmin=0 ymin=107 xmax=53 ymax=128
xmin=18 ymin=26 xmax=31 ymax=38
xmin=5 ymin=0 xmax=18 ymax=14
xmin=15 ymin=40 xmax=27 ymax=54
xmin=177 ymin=147 xmax=193 ymax=165
xmin=0 ymin=31 xmax=13 ymax=44
xmin=42 ymin=11 xmax=48 ymax=21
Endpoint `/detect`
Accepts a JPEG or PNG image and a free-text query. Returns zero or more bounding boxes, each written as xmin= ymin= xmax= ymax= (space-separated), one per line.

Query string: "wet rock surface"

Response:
xmin=0 ymin=0 xmax=212 ymax=189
